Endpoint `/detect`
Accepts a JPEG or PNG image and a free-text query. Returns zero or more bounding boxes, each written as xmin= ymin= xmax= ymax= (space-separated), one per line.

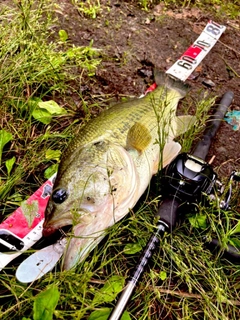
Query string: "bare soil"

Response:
xmin=56 ymin=1 xmax=240 ymax=178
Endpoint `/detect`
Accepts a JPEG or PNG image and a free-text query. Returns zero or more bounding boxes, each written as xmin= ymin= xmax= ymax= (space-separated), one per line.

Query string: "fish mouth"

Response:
xmin=43 ymin=213 xmax=73 ymax=237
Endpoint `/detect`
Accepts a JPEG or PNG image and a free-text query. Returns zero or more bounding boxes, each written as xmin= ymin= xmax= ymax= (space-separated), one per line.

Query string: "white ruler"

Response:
xmin=166 ymin=20 xmax=226 ymax=81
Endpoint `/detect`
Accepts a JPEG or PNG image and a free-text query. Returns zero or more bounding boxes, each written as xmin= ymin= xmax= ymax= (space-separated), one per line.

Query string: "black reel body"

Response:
xmin=163 ymin=153 xmax=217 ymax=202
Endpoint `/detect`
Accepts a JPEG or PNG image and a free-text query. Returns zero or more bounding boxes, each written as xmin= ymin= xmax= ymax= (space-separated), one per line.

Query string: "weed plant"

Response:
xmin=0 ymin=0 xmax=101 ymax=212
xmin=71 ymin=0 xmax=102 ymax=19
xmin=0 ymin=1 xmax=240 ymax=320
xmin=137 ymin=0 xmax=239 ymax=18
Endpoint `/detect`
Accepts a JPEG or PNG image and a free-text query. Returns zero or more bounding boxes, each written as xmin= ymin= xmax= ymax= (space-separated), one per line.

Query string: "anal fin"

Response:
xmin=162 ymin=141 xmax=181 ymax=168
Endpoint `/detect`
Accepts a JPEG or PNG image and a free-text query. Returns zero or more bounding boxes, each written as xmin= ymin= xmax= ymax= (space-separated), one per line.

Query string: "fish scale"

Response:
xmin=56 ymin=85 xmax=177 ymax=180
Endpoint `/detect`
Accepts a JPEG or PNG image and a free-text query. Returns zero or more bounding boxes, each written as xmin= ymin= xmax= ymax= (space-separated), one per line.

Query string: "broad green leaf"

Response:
xmin=229 ymin=221 xmax=240 ymax=236
xmin=188 ymin=214 xmax=207 ymax=229
xmin=120 ymin=310 xmax=132 ymax=320
xmin=89 ymin=308 xmax=131 ymax=320
xmin=33 ymin=284 xmax=60 ymax=320
xmin=32 ymin=99 xmax=68 ymax=124
xmin=124 ymin=242 xmax=142 ymax=254
xmin=28 ymin=97 xmax=42 ymax=113
xmin=59 ymin=29 xmax=68 ymax=42
xmin=38 ymin=100 xmax=67 ymax=115
xmin=229 ymin=237 xmax=240 ymax=248
xmin=32 ymin=108 xmax=52 ymax=124
xmin=93 ymin=275 xmax=124 ymax=304
xmin=159 ymin=271 xmax=167 ymax=281
xmin=89 ymin=308 xmax=111 ymax=320
xmin=0 ymin=129 xmax=12 ymax=166
xmin=45 ymin=149 xmax=61 ymax=161
xmin=44 ymin=163 xmax=59 ymax=179
xmin=28 ymin=97 xmax=50 ymax=124
xmin=5 ymin=156 xmax=16 ymax=176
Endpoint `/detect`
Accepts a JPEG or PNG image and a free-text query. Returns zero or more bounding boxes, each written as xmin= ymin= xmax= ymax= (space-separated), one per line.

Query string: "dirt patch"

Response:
xmin=55 ymin=1 xmax=240 ymax=179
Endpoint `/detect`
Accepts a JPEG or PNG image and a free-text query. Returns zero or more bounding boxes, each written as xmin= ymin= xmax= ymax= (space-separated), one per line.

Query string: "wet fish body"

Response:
xmin=43 ymin=72 xmax=195 ymax=270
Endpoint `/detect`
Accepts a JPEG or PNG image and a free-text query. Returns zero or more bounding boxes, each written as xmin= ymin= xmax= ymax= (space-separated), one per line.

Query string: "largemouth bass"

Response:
xmin=43 ymin=71 xmax=195 ymax=270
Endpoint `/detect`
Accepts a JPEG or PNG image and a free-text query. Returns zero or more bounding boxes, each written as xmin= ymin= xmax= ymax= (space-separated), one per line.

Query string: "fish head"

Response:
xmin=43 ymin=165 xmax=113 ymax=236
xmin=43 ymin=141 xmax=139 ymax=239
xmin=43 ymin=141 xmax=115 ymax=235
xmin=43 ymin=141 xmax=141 ymax=269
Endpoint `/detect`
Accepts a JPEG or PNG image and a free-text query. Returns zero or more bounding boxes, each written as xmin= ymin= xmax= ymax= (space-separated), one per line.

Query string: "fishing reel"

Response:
xmin=161 ymin=152 xmax=240 ymax=262
xmin=162 ymin=152 xmax=217 ymax=203
xmin=162 ymin=152 xmax=240 ymax=212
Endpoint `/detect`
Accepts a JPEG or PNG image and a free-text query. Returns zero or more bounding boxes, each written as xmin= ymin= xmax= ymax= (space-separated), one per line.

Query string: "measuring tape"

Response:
xmin=0 ymin=174 xmax=56 ymax=271
xmin=166 ymin=20 xmax=226 ymax=80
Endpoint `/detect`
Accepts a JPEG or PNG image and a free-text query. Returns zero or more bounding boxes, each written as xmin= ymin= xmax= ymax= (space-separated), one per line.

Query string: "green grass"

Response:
xmin=0 ymin=1 xmax=240 ymax=320
xmin=1 ymin=200 xmax=240 ymax=319
xmin=0 ymin=0 xmax=101 ymax=211
xmin=71 ymin=0 xmax=102 ymax=19
xmin=137 ymin=0 xmax=239 ymax=18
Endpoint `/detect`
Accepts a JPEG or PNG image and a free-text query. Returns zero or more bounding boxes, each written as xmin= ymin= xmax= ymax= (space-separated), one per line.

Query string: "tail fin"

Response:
xmin=171 ymin=115 xmax=196 ymax=139
xmin=154 ymin=70 xmax=190 ymax=98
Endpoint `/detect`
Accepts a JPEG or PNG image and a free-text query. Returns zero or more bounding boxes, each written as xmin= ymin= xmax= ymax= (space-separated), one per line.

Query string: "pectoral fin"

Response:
xmin=126 ymin=122 xmax=152 ymax=152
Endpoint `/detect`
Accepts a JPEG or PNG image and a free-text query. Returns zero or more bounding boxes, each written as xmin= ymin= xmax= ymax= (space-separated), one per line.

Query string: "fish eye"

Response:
xmin=52 ymin=188 xmax=68 ymax=204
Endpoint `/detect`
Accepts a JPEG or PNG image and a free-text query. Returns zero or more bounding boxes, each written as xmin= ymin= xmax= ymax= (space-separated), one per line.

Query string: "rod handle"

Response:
xmin=156 ymin=197 xmax=180 ymax=230
xmin=205 ymin=238 xmax=240 ymax=262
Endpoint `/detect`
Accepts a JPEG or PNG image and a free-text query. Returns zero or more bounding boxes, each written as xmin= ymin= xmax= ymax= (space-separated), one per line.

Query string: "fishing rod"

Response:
xmin=108 ymin=91 xmax=235 ymax=320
